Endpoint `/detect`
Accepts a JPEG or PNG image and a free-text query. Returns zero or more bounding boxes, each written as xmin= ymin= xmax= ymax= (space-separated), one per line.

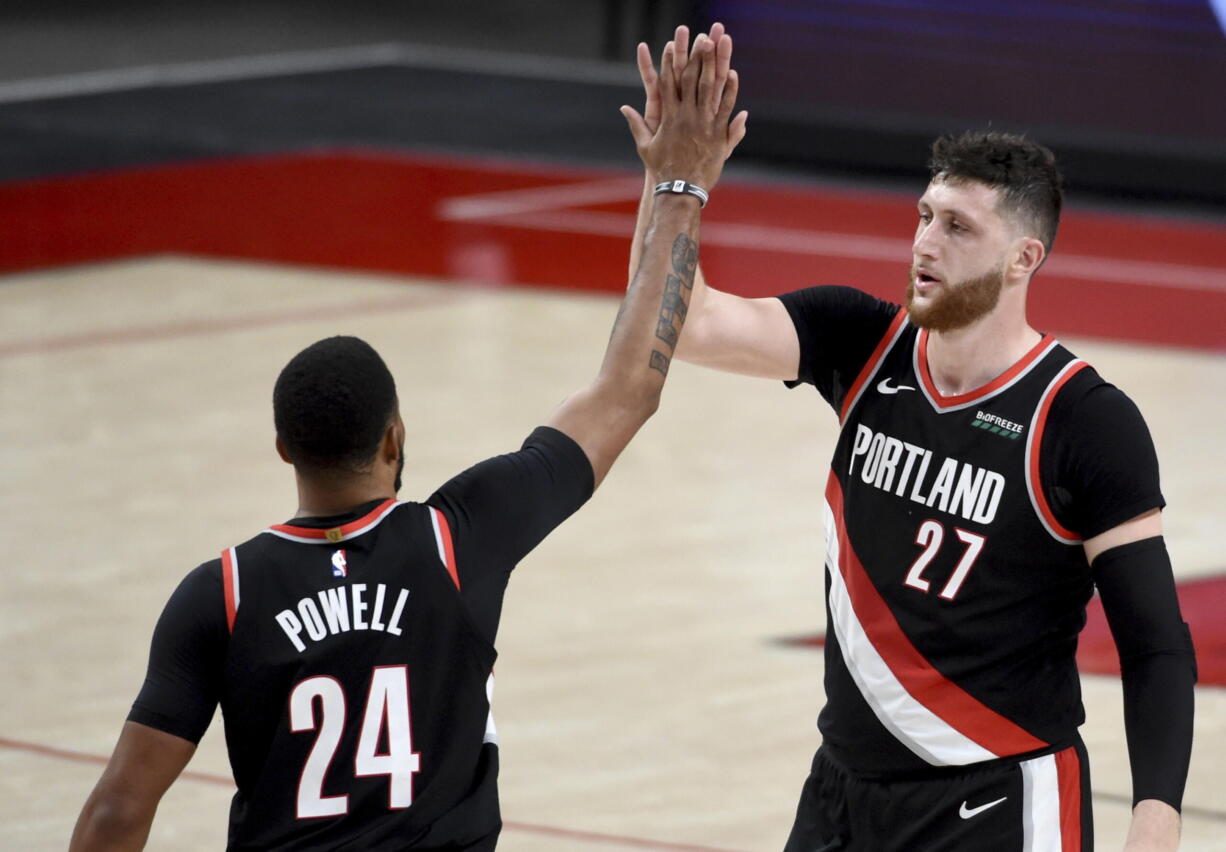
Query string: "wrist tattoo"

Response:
xmin=651 ymin=234 xmax=698 ymax=372
xmin=649 ymin=349 xmax=671 ymax=376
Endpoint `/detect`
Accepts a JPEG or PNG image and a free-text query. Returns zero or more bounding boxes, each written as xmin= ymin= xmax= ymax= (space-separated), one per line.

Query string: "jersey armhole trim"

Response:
xmin=838 ymin=309 xmax=909 ymax=424
xmin=429 ymin=506 xmax=460 ymax=590
xmin=220 ymin=547 xmax=240 ymax=633
xmin=1025 ymin=360 xmax=1091 ymax=544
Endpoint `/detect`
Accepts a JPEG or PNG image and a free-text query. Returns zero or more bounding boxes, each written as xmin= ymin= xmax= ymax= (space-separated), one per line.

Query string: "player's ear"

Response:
xmin=381 ymin=414 xmax=404 ymax=462
xmin=1008 ymin=236 xmax=1045 ymax=280
xmin=275 ymin=436 xmax=294 ymax=464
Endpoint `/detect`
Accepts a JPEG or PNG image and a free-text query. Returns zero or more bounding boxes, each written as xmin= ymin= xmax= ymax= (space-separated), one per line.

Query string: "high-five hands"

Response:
xmin=620 ymin=25 xmax=747 ymax=194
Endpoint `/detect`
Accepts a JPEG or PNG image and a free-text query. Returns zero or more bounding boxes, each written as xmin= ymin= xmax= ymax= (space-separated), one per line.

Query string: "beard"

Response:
xmin=906 ymin=264 xmax=1004 ymax=332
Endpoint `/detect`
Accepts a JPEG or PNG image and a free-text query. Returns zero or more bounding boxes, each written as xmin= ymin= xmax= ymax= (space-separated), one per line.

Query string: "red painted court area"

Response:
xmin=5 ymin=150 xmax=1224 ymax=688
xmin=2 ymin=150 xmax=1224 ymax=350
xmin=1079 ymin=574 xmax=1226 ymax=686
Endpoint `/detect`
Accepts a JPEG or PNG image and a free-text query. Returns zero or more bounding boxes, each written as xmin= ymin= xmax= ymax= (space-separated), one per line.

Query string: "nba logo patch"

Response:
xmin=330 ymin=549 xmax=348 ymax=578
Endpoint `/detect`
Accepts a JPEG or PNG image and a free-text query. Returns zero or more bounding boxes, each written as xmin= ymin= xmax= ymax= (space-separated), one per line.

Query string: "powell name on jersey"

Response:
xmin=217 ymin=499 xmax=499 ymax=851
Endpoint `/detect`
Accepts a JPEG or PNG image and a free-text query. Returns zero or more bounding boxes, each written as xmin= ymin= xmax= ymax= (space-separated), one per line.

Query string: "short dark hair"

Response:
xmin=273 ymin=336 xmax=397 ymax=474
xmin=928 ymin=131 xmax=1063 ymax=252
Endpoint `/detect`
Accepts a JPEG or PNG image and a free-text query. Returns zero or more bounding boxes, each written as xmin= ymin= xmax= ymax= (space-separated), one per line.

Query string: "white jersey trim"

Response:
xmin=823 ymin=500 xmax=997 ymax=766
xmin=1021 ymin=752 xmax=1063 ymax=851
xmin=483 ymin=674 xmax=499 ymax=746
xmin=226 ymin=547 xmax=240 ymax=612
xmin=1025 ymin=360 xmax=1087 ymax=545
xmin=263 ymin=500 xmax=405 ymax=544
xmin=915 ymin=337 xmax=1060 ymax=414
xmin=429 ymin=507 xmax=448 ymax=565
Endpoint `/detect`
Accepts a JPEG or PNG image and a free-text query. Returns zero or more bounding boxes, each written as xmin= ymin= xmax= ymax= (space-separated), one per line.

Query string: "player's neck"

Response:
xmin=925 ymin=306 xmax=1041 ymax=397
xmin=292 ymin=472 xmax=396 ymax=520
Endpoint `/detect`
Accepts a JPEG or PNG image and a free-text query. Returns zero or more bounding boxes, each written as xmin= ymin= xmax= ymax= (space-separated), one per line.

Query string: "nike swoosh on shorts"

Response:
xmin=959 ymin=796 xmax=1008 ymax=819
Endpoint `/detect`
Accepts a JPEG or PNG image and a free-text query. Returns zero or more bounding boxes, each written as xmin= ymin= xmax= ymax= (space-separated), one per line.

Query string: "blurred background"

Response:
xmin=2 ymin=2 xmax=1224 ymax=850
xmin=1 ymin=0 xmax=1224 ymax=207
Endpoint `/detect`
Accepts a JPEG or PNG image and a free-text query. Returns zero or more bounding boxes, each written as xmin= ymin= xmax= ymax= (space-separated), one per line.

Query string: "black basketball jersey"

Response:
xmin=217 ymin=499 xmax=499 ymax=850
xmin=819 ymin=310 xmax=1101 ymax=774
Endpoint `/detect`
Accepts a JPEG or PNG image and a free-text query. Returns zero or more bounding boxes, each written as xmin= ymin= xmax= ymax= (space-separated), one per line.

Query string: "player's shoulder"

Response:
xmin=1044 ymin=346 xmax=1152 ymax=439
xmin=778 ymin=284 xmax=901 ymax=319
xmin=1048 ymin=346 xmax=1143 ymax=415
xmin=162 ymin=557 xmax=227 ymax=615
xmin=185 ymin=554 xmax=224 ymax=582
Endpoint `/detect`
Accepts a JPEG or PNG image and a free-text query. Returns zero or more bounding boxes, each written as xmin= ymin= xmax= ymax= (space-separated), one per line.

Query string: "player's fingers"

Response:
xmin=726 ymin=110 xmax=748 ymax=158
xmin=619 ymin=106 xmax=653 ymax=150
xmin=708 ymin=21 xmax=725 ymax=42
xmin=636 ymin=41 xmax=656 ymax=88
xmin=713 ymin=33 xmax=733 ymax=108
xmin=716 ymin=67 xmax=739 ymax=123
xmin=696 ymin=36 xmax=717 ymax=111
xmin=683 ymin=35 xmax=707 ymax=97
xmin=659 ymin=41 xmax=679 ymax=107
xmin=674 ymin=25 xmax=690 ymax=83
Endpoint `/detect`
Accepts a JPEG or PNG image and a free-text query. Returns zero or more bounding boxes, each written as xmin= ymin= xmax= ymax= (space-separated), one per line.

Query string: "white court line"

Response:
xmin=436 ymin=182 xmax=1226 ymax=293
xmin=0 ymin=42 xmax=636 ymax=106
xmin=437 ymin=177 xmax=644 ymax=221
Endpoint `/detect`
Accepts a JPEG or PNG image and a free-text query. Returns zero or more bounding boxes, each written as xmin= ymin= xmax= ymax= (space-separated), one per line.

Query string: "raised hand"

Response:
xmin=621 ymin=33 xmax=744 ymax=192
xmin=630 ymin=23 xmax=747 ymax=168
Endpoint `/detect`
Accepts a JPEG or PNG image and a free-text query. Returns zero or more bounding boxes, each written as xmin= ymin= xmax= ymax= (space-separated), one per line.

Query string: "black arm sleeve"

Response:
xmin=1092 ymin=537 xmax=1196 ymax=811
xmin=427 ymin=425 xmax=595 ymax=642
xmin=127 ymin=561 xmax=228 ymax=743
xmin=1043 ymin=375 xmax=1165 ymax=539
xmin=776 ymin=286 xmax=900 ymax=412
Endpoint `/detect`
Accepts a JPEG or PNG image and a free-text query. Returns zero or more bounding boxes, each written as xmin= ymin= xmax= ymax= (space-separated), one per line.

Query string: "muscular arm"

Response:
xmin=69 ymin=722 xmax=196 ymax=852
xmin=1085 ymin=521 xmax=1193 ymax=852
xmin=548 ymin=33 xmax=740 ymax=485
xmin=546 ymin=197 xmax=701 ymax=486
xmin=629 ymin=175 xmax=799 ymax=379
xmin=1057 ymin=381 xmax=1192 ymax=851
xmin=72 ymin=564 xmax=224 ymax=850
xmin=624 ymin=26 xmax=795 ymax=381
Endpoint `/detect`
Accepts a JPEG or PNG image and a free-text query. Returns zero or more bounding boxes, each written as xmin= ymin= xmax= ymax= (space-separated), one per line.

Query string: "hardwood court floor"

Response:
xmin=1 ymin=256 xmax=1223 ymax=850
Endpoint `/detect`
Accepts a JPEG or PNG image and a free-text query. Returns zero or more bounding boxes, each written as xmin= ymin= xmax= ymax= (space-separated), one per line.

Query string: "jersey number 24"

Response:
xmin=289 ymin=665 xmax=421 ymax=819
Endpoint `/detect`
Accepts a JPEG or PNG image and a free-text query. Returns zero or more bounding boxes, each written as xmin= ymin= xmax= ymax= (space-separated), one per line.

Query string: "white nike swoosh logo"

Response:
xmin=959 ymin=796 xmax=1008 ymax=819
xmin=876 ymin=378 xmax=916 ymax=394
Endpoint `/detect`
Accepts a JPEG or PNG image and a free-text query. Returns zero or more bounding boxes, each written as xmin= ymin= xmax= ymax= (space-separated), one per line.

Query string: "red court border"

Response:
xmin=1 ymin=149 xmax=1223 ymax=351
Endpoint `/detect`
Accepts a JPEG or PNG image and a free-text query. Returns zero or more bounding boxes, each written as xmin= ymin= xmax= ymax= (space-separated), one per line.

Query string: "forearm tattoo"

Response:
xmin=650 ymin=233 xmax=698 ymax=375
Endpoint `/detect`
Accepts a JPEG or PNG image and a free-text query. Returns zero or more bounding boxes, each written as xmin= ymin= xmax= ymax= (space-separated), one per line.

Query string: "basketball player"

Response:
xmin=69 ymin=37 xmax=742 ymax=852
xmin=627 ymin=25 xmax=1196 ymax=852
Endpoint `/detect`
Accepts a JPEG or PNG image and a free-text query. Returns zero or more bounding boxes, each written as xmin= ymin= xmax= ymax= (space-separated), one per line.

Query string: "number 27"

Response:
xmin=904 ymin=520 xmax=986 ymax=601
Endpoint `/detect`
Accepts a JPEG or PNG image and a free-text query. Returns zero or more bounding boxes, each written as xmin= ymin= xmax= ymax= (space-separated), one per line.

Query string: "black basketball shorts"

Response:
xmin=783 ymin=741 xmax=1092 ymax=852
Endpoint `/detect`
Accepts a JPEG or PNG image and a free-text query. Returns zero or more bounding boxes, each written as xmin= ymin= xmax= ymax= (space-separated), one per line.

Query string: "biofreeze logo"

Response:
xmin=971 ymin=410 xmax=1024 ymax=439
xmin=849 ymin=424 xmax=1004 ymax=524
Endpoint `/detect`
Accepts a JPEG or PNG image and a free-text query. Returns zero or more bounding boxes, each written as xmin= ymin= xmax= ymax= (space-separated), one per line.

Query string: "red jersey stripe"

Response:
xmin=221 ymin=547 xmax=238 ymax=633
xmin=1027 ymin=361 xmax=1090 ymax=543
xmin=839 ymin=309 xmax=908 ymax=424
xmin=268 ymin=498 xmax=398 ymax=540
xmin=826 ymin=474 xmax=1048 ymax=758
xmin=430 ymin=507 xmax=460 ymax=590
xmin=1055 ymin=745 xmax=1083 ymax=851
xmin=916 ymin=330 xmax=1056 ymax=410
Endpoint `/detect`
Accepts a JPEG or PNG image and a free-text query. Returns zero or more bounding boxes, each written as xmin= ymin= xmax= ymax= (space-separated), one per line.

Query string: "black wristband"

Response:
xmin=653 ymin=179 xmax=709 ymax=207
